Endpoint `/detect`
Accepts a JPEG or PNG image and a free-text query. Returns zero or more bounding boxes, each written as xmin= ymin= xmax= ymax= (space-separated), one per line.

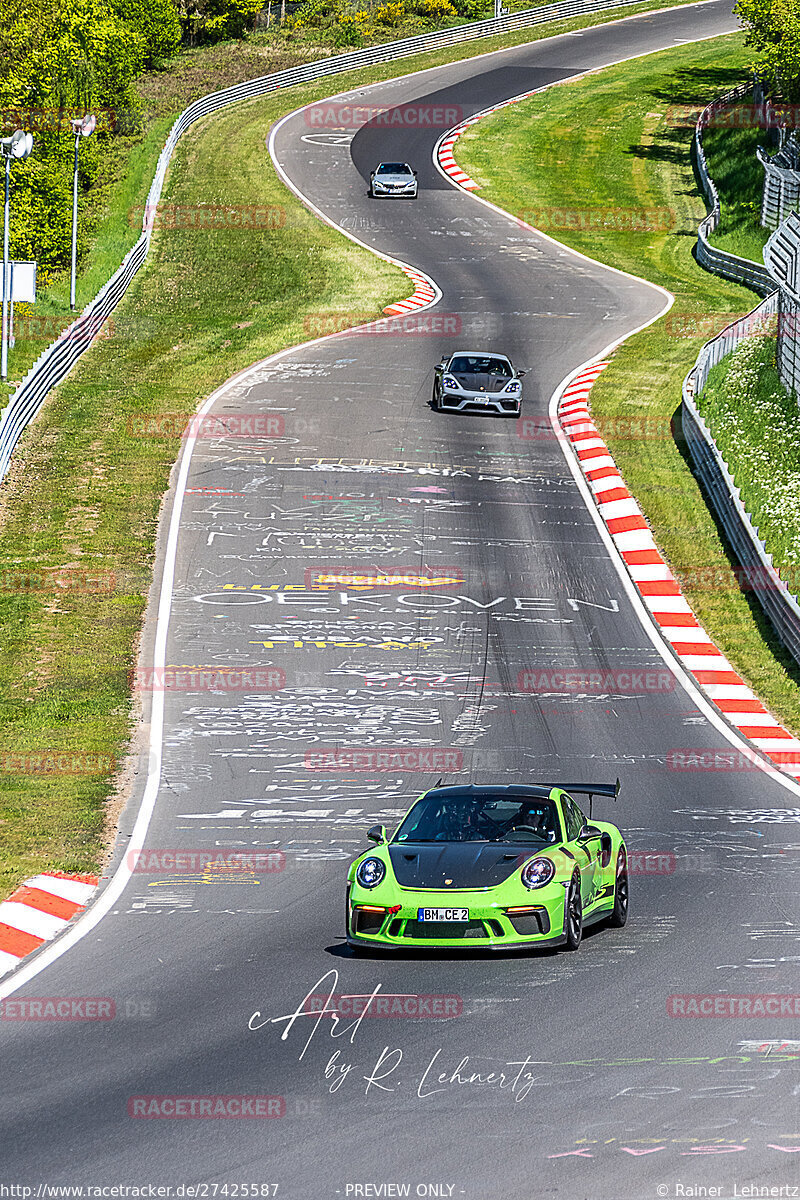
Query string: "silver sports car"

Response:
xmin=369 ymin=162 xmax=418 ymax=198
xmin=432 ymin=352 xmax=526 ymax=416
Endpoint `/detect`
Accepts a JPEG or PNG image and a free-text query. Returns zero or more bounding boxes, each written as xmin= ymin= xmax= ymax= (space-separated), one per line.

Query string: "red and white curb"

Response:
xmin=383 ymin=266 xmax=437 ymax=315
xmin=437 ymin=119 xmax=482 ymax=190
xmin=560 ymin=363 xmax=800 ymax=780
xmin=0 ymin=871 xmax=99 ymax=977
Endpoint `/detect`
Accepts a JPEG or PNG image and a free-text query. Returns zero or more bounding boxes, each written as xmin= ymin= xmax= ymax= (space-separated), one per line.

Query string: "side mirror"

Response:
xmin=413 ymin=170 xmax=418 ymax=176
xmin=579 ymin=824 xmax=602 ymax=841
xmin=517 ymin=369 xmax=527 ymax=377
xmin=367 ymin=824 xmax=387 ymax=844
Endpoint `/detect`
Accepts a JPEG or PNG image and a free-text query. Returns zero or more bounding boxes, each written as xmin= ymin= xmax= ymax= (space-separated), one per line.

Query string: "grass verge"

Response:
xmin=703 ymin=100 xmax=770 ymax=264
xmin=697 ymin=335 xmax=800 ymax=581
xmin=457 ymin=33 xmax=800 ymax=733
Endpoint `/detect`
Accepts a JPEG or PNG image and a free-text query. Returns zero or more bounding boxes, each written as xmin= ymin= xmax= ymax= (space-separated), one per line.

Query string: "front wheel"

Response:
xmin=564 ymin=873 xmax=583 ymax=950
xmin=431 ymin=384 xmax=441 ymax=411
xmin=608 ymin=848 xmax=629 ymax=927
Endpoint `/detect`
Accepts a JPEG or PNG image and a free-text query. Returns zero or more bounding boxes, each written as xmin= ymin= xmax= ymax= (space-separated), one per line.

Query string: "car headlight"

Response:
xmin=356 ymin=857 xmax=386 ymax=888
xmin=504 ymin=381 xmax=521 ymax=393
xmin=443 ymin=375 xmax=459 ymax=390
xmin=521 ymin=857 xmax=555 ymax=889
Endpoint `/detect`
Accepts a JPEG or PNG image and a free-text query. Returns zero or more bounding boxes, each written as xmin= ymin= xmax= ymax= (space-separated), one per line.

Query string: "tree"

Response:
xmin=110 ymin=0 xmax=181 ymax=68
xmin=0 ymin=0 xmax=148 ymax=281
xmin=175 ymin=0 xmax=263 ymax=43
xmin=735 ymin=0 xmax=800 ymax=101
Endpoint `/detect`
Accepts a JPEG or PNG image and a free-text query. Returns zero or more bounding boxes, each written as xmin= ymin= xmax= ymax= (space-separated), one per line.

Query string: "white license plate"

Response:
xmin=418 ymin=907 xmax=469 ymax=922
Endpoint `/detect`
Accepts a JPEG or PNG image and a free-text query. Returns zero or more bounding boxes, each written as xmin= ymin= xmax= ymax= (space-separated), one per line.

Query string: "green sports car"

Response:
xmin=346 ymin=782 xmax=628 ymax=952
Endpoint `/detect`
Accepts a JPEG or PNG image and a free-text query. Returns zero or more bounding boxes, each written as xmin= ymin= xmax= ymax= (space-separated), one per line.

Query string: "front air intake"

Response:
xmin=354 ymin=909 xmax=385 ymax=936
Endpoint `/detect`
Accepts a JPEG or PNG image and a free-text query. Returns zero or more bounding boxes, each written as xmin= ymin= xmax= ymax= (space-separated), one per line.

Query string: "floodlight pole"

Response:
xmin=70 ymin=129 xmax=80 ymax=312
xmin=69 ymin=116 xmax=95 ymax=313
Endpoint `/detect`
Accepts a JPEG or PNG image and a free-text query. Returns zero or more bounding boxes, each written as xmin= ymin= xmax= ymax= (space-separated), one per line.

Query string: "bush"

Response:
xmin=373 ymin=1 xmax=405 ymax=24
xmin=204 ymin=0 xmax=264 ymax=39
xmin=110 ymin=0 xmax=181 ymax=68
xmin=451 ymin=0 xmax=485 ymax=16
xmin=290 ymin=0 xmax=342 ymax=27
xmin=332 ymin=13 xmax=365 ymax=41
xmin=293 ymin=0 xmax=463 ymax=30
xmin=177 ymin=0 xmax=264 ymax=43
xmin=409 ymin=0 xmax=457 ymax=21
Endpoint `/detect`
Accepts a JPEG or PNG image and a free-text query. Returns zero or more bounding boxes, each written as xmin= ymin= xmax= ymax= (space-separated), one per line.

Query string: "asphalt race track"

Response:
xmin=3 ymin=3 xmax=799 ymax=1196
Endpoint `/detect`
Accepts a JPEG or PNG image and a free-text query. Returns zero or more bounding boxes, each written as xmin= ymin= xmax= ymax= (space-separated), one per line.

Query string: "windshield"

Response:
xmin=393 ymin=793 xmax=560 ymax=844
xmin=449 ymin=356 xmax=512 ymax=376
xmin=377 ymin=162 xmax=412 ymax=175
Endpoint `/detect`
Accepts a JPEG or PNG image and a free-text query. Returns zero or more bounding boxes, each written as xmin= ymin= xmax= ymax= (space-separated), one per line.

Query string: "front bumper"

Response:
xmin=440 ymin=388 xmax=521 ymax=415
xmin=372 ymin=184 xmax=417 ymax=197
xmin=347 ymin=886 xmax=566 ymax=950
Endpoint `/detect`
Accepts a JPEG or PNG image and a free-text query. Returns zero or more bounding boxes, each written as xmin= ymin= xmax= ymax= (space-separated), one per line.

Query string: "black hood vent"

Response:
xmin=388 ymin=843 xmax=531 ymax=889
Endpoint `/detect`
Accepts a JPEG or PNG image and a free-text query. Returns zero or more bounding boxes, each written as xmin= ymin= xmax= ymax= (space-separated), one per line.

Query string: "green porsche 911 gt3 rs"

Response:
xmin=346 ymin=782 xmax=628 ymax=952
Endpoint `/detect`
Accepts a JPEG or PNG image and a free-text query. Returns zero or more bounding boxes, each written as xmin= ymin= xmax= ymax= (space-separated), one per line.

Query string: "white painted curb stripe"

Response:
xmin=0 ymin=902 xmax=65 ymax=941
xmin=25 ymin=875 xmax=97 ymax=904
xmin=0 ymin=950 xmax=21 ymax=973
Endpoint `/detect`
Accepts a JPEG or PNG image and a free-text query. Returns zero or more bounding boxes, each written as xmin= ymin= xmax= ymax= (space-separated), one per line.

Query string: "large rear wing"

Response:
xmin=550 ymin=779 xmax=620 ymax=817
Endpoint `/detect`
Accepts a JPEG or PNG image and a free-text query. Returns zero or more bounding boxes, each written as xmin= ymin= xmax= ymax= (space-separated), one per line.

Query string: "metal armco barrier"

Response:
xmin=0 ymin=0 xmax=655 ymax=482
xmin=694 ymin=84 xmax=776 ymax=295
xmin=681 ymin=293 xmax=800 ymax=667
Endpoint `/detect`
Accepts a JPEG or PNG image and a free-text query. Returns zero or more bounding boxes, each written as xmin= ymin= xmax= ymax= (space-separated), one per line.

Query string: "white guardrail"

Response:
xmin=694 ymin=82 xmax=776 ymax=294
xmin=0 ymin=0 xmax=658 ymax=482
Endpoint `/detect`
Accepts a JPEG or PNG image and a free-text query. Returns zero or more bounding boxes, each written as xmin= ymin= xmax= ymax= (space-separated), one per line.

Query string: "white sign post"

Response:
xmin=8 ymin=260 xmax=36 ymax=349
xmin=1 ymin=130 xmax=34 ymax=380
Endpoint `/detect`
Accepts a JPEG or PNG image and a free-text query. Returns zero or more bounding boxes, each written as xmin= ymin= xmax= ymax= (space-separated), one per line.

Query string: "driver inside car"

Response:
xmin=504 ymin=801 xmax=557 ymax=842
